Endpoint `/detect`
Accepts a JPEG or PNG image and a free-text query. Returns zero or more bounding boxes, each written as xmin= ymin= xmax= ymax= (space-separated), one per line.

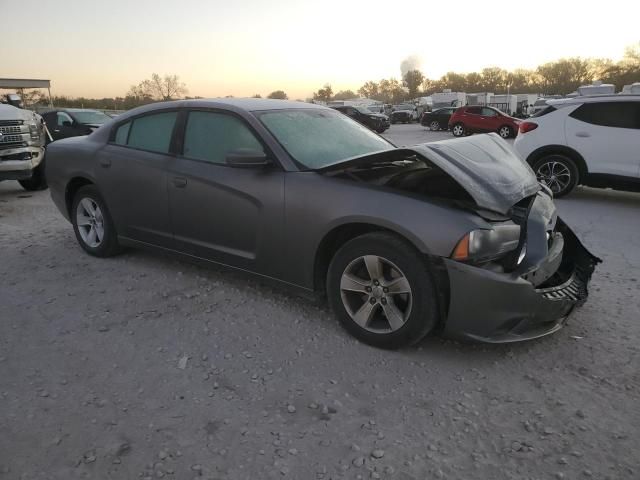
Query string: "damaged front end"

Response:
xmin=443 ymin=202 xmax=601 ymax=343
xmin=319 ymin=134 xmax=601 ymax=342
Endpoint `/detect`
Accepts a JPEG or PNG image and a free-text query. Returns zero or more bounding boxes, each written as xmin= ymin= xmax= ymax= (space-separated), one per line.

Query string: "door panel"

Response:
xmin=566 ymin=102 xmax=640 ymax=177
xmin=96 ymin=145 xmax=173 ymax=247
xmin=167 ymin=109 xmax=285 ymax=276
xmin=168 ymin=159 xmax=284 ymax=274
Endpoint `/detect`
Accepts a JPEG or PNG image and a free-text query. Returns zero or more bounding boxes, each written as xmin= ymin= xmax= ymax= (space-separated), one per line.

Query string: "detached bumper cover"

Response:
xmin=442 ymin=220 xmax=600 ymax=343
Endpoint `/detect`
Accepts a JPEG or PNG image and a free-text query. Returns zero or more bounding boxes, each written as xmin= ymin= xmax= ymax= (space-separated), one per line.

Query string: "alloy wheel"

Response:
xmin=76 ymin=197 xmax=105 ymax=248
xmin=430 ymin=120 xmax=440 ymax=131
xmin=536 ymin=161 xmax=572 ymax=194
xmin=452 ymin=124 xmax=464 ymax=136
xmin=499 ymin=126 xmax=511 ymax=138
xmin=339 ymin=255 xmax=413 ymax=333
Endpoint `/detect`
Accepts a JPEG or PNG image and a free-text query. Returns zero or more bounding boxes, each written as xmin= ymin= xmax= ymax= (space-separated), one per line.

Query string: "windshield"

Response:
xmin=534 ymin=99 xmax=548 ymax=106
xmin=257 ymin=109 xmax=394 ymax=169
xmin=71 ymin=110 xmax=111 ymax=125
xmin=394 ymin=105 xmax=413 ymax=111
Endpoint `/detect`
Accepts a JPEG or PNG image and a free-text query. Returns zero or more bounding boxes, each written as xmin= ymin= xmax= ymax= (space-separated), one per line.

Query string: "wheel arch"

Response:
xmin=312 ymin=222 xmax=432 ymax=295
xmin=525 ymin=145 xmax=588 ymax=180
xmin=313 ymin=222 xmax=450 ymax=330
xmin=65 ymin=176 xmax=95 ymax=217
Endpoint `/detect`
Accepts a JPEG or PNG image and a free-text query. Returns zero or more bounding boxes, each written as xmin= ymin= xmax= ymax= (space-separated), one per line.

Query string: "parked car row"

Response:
xmin=330 ymin=105 xmax=391 ymax=133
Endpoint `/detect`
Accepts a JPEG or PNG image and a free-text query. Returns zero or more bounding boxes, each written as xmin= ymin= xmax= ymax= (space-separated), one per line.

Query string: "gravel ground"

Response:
xmin=1 ymin=127 xmax=639 ymax=480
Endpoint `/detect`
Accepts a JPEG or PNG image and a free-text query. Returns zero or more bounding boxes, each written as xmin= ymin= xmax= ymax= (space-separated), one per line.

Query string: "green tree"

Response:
xmin=267 ymin=90 xmax=288 ymax=99
xmin=536 ymin=58 xmax=592 ymax=94
xmin=332 ymin=90 xmax=357 ymax=100
xmin=480 ymin=67 xmax=508 ymax=91
xmin=128 ymin=73 xmax=187 ymax=101
xmin=312 ymin=84 xmax=333 ymax=102
xmin=358 ymin=81 xmax=380 ymax=99
xmin=403 ymin=70 xmax=425 ymax=99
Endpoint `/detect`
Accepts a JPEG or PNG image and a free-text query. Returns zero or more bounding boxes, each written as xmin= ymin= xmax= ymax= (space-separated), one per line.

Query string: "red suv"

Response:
xmin=448 ymin=106 xmax=521 ymax=139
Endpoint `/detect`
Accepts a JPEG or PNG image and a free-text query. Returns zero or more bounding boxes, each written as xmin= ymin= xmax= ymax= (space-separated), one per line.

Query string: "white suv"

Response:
xmin=514 ymin=95 xmax=640 ymax=197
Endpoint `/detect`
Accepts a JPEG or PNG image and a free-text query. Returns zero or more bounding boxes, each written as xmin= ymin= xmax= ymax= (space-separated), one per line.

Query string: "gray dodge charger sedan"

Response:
xmin=46 ymin=99 xmax=600 ymax=348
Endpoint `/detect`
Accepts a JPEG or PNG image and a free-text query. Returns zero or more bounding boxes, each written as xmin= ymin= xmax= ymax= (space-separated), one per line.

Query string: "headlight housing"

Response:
xmin=451 ymin=225 xmax=521 ymax=263
xmin=28 ymin=122 xmax=41 ymax=140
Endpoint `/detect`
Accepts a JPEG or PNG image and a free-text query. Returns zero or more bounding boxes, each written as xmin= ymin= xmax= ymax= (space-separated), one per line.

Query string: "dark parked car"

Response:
xmin=331 ymin=105 xmax=390 ymax=133
xmin=390 ymin=105 xmax=416 ymax=124
xmin=46 ymin=99 xmax=599 ymax=349
xmin=42 ymin=108 xmax=113 ymax=142
xmin=448 ymin=106 xmax=521 ymax=138
xmin=421 ymin=107 xmax=457 ymax=131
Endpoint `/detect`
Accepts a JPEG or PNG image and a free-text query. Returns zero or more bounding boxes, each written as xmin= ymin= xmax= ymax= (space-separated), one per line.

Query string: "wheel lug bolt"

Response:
xmin=369 ymin=298 xmax=376 ymax=304
xmin=383 ymin=287 xmax=389 ymax=293
xmin=373 ymin=280 xmax=379 ymax=286
xmin=381 ymin=298 xmax=387 ymax=305
xmin=366 ymin=287 xmax=372 ymax=292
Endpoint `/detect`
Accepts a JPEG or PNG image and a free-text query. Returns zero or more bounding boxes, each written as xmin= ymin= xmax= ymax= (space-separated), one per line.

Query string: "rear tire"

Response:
xmin=451 ymin=123 xmax=466 ymax=137
xmin=498 ymin=125 xmax=513 ymax=138
xmin=327 ymin=232 xmax=439 ymax=349
xmin=429 ymin=120 xmax=440 ymax=131
xmin=532 ymin=154 xmax=579 ymax=198
xmin=71 ymin=185 xmax=121 ymax=257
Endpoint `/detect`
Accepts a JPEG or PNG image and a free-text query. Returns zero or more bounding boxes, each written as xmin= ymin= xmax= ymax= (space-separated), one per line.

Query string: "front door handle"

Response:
xmin=575 ymin=131 xmax=590 ymax=138
xmin=173 ymin=177 xmax=187 ymax=188
xmin=99 ymin=158 xmax=111 ymax=168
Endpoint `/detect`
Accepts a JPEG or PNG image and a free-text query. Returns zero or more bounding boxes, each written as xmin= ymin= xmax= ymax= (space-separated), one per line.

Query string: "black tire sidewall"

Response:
xmin=327 ymin=233 xmax=439 ymax=349
xmin=18 ymin=160 xmax=48 ymax=191
xmin=452 ymin=123 xmax=465 ymax=136
xmin=71 ymin=185 xmax=120 ymax=257
xmin=499 ymin=125 xmax=513 ymax=138
xmin=532 ymin=155 xmax=579 ymax=198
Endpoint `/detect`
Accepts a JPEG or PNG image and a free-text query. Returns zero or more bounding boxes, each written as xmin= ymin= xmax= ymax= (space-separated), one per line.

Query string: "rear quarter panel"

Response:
xmin=45 ymin=136 xmax=101 ymax=221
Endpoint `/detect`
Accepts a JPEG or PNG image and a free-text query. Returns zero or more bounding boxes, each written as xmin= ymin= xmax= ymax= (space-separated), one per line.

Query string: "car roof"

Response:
xmin=183 ymin=98 xmax=324 ymax=111
xmin=548 ymin=94 xmax=640 ymax=106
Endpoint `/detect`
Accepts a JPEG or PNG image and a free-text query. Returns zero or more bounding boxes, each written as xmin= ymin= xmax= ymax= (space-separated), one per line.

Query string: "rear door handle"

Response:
xmin=575 ymin=132 xmax=590 ymax=138
xmin=173 ymin=177 xmax=187 ymax=188
xmin=99 ymin=158 xmax=111 ymax=168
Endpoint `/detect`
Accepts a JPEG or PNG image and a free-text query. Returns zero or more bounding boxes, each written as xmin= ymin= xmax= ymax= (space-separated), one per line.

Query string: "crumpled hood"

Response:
xmin=318 ymin=133 xmax=541 ymax=215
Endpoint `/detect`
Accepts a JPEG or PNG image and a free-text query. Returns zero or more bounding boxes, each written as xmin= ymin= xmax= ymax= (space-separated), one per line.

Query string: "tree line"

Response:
xmin=22 ymin=43 xmax=639 ymax=109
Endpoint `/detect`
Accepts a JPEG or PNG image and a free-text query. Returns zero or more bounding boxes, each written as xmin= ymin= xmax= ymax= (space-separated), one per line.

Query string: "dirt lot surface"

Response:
xmin=1 ymin=127 xmax=639 ymax=479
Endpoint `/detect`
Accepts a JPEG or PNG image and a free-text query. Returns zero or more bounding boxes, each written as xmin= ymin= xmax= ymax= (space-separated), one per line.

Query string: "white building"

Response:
xmin=432 ymin=90 xmax=466 ymax=108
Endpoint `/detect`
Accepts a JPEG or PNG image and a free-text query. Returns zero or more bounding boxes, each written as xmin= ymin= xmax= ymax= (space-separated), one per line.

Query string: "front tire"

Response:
xmin=71 ymin=185 xmax=121 ymax=257
xmin=429 ymin=120 xmax=440 ymax=131
xmin=18 ymin=161 xmax=48 ymax=191
xmin=327 ymin=232 xmax=439 ymax=349
xmin=451 ymin=123 xmax=466 ymax=137
xmin=532 ymin=154 xmax=579 ymax=197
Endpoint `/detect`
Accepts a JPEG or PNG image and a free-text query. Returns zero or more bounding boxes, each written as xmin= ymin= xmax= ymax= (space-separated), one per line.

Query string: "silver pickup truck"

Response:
xmin=0 ymin=100 xmax=47 ymax=190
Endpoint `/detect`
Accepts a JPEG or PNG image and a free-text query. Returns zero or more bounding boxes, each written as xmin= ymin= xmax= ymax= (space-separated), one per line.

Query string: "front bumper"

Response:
xmin=0 ymin=147 xmax=45 ymax=180
xmin=442 ymin=220 xmax=600 ymax=343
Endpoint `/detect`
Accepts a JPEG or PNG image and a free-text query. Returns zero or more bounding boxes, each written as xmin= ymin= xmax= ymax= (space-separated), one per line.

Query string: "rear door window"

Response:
xmin=569 ymin=102 xmax=640 ymax=129
xmin=466 ymin=107 xmax=482 ymax=115
xmin=125 ymin=112 xmax=177 ymax=153
xmin=481 ymin=107 xmax=497 ymax=116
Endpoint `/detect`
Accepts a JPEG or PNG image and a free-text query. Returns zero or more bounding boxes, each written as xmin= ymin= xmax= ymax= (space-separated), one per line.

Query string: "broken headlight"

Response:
xmin=451 ymin=225 xmax=521 ymax=263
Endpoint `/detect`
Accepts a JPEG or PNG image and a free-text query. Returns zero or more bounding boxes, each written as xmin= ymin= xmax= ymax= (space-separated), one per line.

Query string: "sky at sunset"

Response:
xmin=3 ymin=0 xmax=639 ymax=99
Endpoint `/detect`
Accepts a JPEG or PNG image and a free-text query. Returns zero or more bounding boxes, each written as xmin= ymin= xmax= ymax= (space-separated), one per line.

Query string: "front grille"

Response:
xmin=0 ymin=134 xmax=23 ymax=143
xmin=537 ymin=273 xmax=586 ymax=302
xmin=0 ymin=120 xmax=23 ymax=127
xmin=0 ymin=141 xmax=27 ymax=151
xmin=0 ymin=125 xmax=22 ymax=134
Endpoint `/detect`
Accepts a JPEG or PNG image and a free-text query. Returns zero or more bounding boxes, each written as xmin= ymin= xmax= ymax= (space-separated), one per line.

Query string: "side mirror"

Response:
xmin=226 ymin=149 xmax=271 ymax=168
xmin=62 ymin=120 xmax=72 ymax=127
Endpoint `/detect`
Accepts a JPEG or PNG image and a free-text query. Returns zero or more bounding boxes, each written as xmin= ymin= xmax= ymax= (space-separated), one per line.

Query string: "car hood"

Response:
xmin=317 ymin=133 xmax=541 ymax=215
